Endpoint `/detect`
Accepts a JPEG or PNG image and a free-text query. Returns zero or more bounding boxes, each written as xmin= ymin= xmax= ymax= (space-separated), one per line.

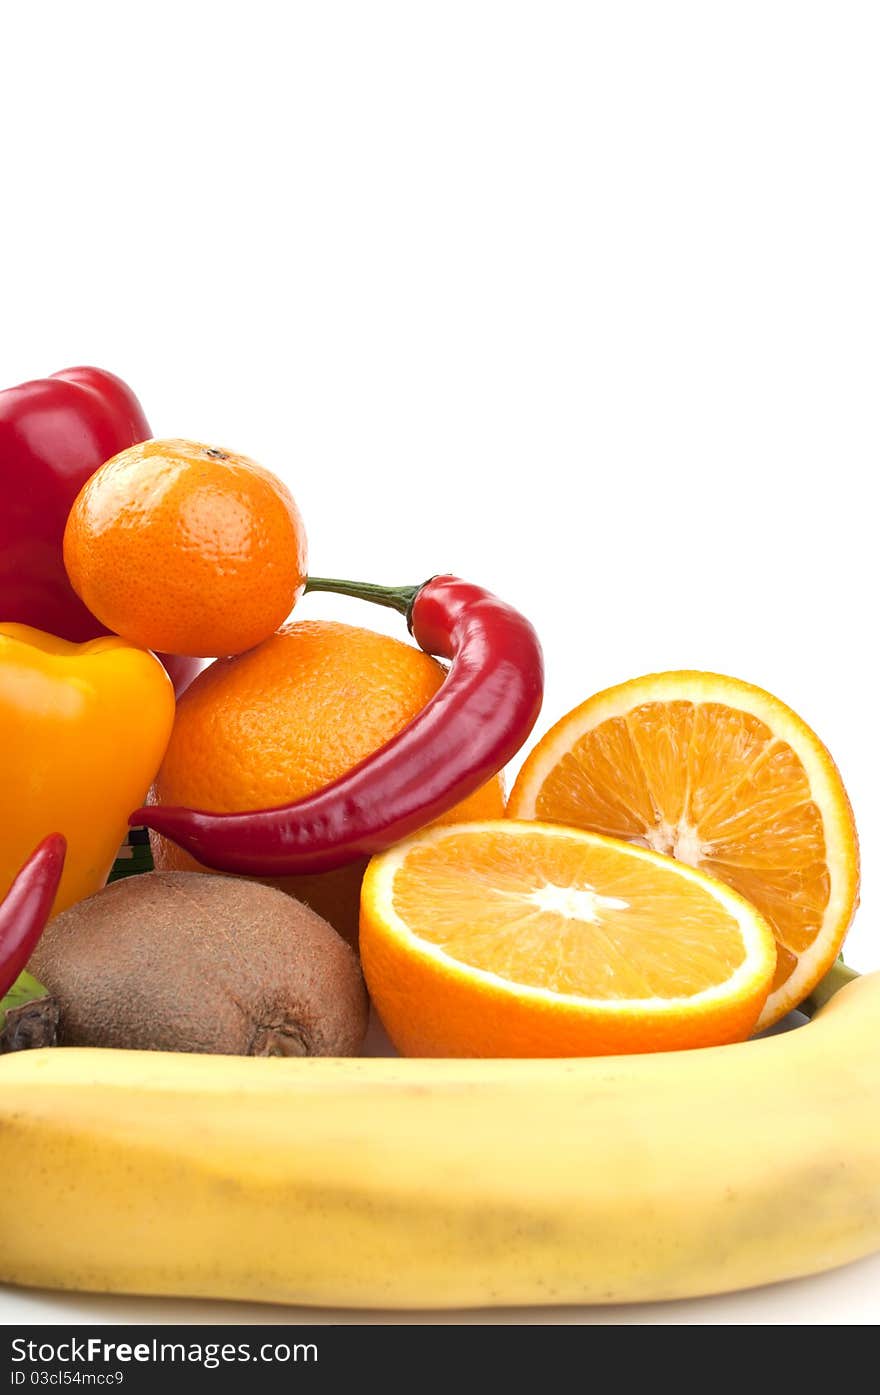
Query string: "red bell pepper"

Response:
xmin=0 ymin=367 xmax=199 ymax=694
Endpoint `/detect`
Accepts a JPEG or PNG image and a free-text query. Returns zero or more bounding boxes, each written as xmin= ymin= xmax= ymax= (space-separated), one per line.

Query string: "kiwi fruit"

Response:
xmin=30 ymin=871 xmax=368 ymax=1057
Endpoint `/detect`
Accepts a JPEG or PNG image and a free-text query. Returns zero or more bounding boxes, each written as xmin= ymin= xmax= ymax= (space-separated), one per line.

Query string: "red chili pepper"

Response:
xmin=0 ymin=367 xmax=198 ymax=695
xmin=0 ymin=835 xmax=66 ymax=999
xmin=132 ymin=575 xmax=544 ymax=875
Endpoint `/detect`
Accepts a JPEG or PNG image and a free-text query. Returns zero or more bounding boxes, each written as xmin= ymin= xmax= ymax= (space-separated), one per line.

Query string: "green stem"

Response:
xmin=304 ymin=576 xmax=420 ymax=619
xmin=0 ymin=969 xmax=49 ymax=1026
xmin=0 ymin=970 xmax=58 ymax=1053
xmin=799 ymin=958 xmax=861 ymax=1019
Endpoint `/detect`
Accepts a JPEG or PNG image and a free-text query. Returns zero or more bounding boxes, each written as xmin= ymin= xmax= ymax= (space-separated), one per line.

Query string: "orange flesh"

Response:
xmin=533 ymin=702 xmax=829 ymax=992
xmin=392 ymin=830 xmax=749 ymax=1000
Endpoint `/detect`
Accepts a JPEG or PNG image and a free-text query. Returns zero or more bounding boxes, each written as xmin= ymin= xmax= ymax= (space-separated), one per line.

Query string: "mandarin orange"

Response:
xmin=63 ymin=438 xmax=307 ymax=658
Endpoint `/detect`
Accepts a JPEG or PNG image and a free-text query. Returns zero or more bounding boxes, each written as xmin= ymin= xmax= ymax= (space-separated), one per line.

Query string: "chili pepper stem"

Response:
xmin=304 ymin=576 xmax=422 ymax=622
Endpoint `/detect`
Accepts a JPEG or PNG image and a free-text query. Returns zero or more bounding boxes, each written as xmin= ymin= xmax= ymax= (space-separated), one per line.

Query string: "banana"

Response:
xmin=1 ymin=969 xmax=879 ymax=1309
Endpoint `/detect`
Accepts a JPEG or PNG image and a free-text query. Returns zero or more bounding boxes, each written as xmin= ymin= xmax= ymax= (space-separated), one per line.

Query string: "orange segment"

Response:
xmin=360 ymin=821 xmax=777 ymax=1058
xmin=507 ymin=672 xmax=860 ymax=1028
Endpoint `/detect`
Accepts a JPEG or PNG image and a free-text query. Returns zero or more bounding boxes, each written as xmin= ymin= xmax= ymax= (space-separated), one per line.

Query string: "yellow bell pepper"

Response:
xmin=0 ymin=625 xmax=175 ymax=915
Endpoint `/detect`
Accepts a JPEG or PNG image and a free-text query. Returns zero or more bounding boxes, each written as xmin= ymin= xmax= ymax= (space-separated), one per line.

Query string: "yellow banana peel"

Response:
xmin=1 ymin=966 xmax=878 ymax=1309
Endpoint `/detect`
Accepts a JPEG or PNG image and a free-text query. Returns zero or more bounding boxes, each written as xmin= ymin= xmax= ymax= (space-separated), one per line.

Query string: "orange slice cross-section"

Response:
xmin=360 ymin=820 xmax=777 ymax=1057
xmin=507 ymin=672 xmax=860 ymax=1028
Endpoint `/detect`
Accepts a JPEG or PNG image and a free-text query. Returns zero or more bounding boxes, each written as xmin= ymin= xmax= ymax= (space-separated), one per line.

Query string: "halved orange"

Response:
xmin=359 ymin=820 xmax=777 ymax=1057
xmin=507 ymin=672 xmax=860 ymax=1029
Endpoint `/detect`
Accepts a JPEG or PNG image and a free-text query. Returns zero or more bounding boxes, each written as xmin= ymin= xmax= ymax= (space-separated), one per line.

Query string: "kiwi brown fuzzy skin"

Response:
xmin=30 ymin=872 xmax=369 ymax=1057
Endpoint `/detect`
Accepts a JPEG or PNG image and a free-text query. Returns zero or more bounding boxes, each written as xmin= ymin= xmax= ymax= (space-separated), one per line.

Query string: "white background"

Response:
xmin=2 ymin=0 xmax=878 ymax=1326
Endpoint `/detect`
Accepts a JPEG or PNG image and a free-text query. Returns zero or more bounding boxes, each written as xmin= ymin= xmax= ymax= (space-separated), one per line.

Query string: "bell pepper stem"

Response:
xmin=304 ymin=576 xmax=421 ymax=620
xmin=798 ymin=958 xmax=860 ymax=1020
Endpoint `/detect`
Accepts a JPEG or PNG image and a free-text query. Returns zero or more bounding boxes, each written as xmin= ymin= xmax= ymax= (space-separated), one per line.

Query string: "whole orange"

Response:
xmin=150 ymin=620 xmax=505 ymax=941
xmin=63 ymin=439 xmax=307 ymax=658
